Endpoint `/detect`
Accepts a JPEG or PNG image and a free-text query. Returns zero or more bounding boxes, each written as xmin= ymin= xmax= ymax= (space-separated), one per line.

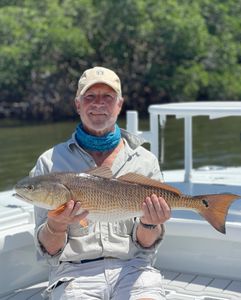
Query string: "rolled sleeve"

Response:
xmin=131 ymin=218 xmax=165 ymax=252
xmin=34 ymin=205 xmax=67 ymax=266
xmin=34 ymin=223 xmax=68 ymax=266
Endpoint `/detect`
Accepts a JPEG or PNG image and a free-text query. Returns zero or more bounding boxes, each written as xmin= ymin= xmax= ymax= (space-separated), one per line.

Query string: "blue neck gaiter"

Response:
xmin=75 ymin=123 xmax=121 ymax=152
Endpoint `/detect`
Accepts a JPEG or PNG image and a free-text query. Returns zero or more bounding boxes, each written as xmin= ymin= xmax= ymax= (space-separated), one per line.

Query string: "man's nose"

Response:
xmin=93 ymin=94 xmax=105 ymax=104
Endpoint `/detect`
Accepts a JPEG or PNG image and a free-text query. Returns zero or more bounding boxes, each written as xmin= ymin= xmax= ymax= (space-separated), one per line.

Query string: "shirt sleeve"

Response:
xmin=149 ymin=155 xmax=164 ymax=182
xmin=131 ymin=218 xmax=165 ymax=251
xmin=29 ymin=152 xmax=51 ymax=177
xmin=34 ymin=219 xmax=68 ymax=266
xmin=31 ymin=155 xmax=67 ymax=265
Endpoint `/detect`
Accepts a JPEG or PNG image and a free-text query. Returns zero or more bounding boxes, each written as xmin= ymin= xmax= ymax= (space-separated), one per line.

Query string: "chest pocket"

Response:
xmin=111 ymin=220 xmax=134 ymax=237
xmin=68 ymin=223 xmax=91 ymax=237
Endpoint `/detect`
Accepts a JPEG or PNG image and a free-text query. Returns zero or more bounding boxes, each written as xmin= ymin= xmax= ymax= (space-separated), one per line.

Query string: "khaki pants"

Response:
xmin=43 ymin=258 xmax=166 ymax=300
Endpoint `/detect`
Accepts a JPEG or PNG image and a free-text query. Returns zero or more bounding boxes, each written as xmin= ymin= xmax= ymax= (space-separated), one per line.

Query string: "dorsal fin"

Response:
xmin=85 ymin=166 xmax=113 ymax=179
xmin=118 ymin=173 xmax=181 ymax=195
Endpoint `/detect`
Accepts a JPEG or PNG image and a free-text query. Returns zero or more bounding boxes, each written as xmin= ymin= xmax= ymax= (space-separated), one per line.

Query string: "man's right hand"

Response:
xmin=47 ymin=200 xmax=89 ymax=229
xmin=39 ymin=200 xmax=89 ymax=255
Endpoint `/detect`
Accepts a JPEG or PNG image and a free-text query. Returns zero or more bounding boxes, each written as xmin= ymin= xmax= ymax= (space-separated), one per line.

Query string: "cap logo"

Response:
xmin=96 ymin=69 xmax=104 ymax=76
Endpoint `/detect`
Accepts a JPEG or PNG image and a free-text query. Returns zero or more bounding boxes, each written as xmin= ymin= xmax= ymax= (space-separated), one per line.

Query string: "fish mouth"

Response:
xmin=13 ymin=192 xmax=33 ymax=204
xmin=12 ymin=192 xmax=22 ymax=199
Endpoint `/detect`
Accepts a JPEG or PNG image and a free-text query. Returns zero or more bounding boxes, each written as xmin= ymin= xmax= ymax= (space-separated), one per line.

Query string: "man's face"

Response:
xmin=75 ymin=83 xmax=123 ymax=136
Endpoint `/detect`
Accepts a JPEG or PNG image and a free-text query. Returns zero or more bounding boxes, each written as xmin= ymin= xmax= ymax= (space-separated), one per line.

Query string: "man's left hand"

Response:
xmin=141 ymin=194 xmax=171 ymax=225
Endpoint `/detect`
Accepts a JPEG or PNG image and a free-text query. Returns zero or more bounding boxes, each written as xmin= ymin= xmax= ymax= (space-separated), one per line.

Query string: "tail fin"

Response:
xmin=194 ymin=193 xmax=240 ymax=234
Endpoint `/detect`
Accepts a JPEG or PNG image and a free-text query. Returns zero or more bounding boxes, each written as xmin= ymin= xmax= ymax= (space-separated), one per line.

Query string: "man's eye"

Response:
xmin=104 ymin=95 xmax=114 ymax=101
xmin=85 ymin=95 xmax=95 ymax=101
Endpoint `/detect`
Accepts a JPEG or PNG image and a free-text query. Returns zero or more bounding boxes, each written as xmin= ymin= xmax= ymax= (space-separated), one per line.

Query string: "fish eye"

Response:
xmin=26 ymin=185 xmax=34 ymax=191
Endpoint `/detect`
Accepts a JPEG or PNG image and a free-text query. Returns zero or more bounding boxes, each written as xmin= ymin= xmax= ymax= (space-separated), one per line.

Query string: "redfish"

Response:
xmin=14 ymin=166 xmax=240 ymax=233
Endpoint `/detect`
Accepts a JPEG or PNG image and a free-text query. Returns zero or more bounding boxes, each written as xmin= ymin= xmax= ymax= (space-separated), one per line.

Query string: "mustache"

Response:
xmin=89 ymin=110 xmax=107 ymax=115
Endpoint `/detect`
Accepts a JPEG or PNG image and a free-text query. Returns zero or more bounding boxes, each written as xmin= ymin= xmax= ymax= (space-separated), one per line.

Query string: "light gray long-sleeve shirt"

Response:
xmin=31 ymin=129 xmax=164 ymax=266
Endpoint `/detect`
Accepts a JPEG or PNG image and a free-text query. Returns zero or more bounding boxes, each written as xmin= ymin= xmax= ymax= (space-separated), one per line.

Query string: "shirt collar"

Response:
xmin=120 ymin=128 xmax=146 ymax=149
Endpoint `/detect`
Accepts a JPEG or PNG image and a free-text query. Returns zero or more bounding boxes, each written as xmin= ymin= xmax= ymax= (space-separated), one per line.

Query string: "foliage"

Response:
xmin=0 ymin=0 xmax=240 ymax=120
xmin=0 ymin=0 xmax=92 ymax=119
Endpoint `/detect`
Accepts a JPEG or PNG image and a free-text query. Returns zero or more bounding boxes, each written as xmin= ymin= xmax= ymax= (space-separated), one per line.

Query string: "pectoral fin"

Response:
xmin=48 ymin=205 xmax=89 ymax=228
xmin=48 ymin=204 xmax=67 ymax=217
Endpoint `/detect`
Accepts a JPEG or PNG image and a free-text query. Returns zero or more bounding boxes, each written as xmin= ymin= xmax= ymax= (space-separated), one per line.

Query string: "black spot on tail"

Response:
xmin=202 ymin=199 xmax=209 ymax=208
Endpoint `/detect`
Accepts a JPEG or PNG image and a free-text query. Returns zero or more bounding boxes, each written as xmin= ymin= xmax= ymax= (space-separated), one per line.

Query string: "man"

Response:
xmin=31 ymin=66 xmax=171 ymax=300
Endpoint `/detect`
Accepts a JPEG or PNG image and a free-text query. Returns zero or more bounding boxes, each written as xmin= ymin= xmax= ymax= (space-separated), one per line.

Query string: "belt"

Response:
xmin=81 ymin=257 xmax=104 ymax=264
xmin=69 ymin=257 xmax=105 ymax=264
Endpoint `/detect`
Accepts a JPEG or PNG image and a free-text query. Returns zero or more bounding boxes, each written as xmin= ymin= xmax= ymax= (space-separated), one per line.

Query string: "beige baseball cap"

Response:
xmin=76 ymin=66 xmax=122 ymax=98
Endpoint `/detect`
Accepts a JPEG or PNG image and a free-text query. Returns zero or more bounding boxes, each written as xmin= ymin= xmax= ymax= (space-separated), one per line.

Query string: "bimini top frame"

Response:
xmin=126 ymin=101 xmax=241 ymax=183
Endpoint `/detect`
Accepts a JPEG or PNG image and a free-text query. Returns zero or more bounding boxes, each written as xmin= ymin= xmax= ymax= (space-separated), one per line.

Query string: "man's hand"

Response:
xmin=48 ymin=200 xmax=89 ymax=227
xmin=136 ymin=194 xmax=171 ymax=248
xmin=141 ymin=194 xmax=171 ymax=225
xmin=39 ymin=200 xmax=89 ymax=255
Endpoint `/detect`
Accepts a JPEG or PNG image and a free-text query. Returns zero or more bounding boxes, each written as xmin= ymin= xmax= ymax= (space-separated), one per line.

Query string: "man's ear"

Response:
xmin=75 ymin=98 xmax=80 ymax=112
xmin=118 ymin=97 xmax=124 ymax=109
xmin=116 ymin=98 xmax=124 ymax=115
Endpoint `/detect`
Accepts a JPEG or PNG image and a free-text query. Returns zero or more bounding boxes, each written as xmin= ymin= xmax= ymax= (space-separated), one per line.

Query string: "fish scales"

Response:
xmin=66 ymin=175 xmax=154 ymax=213
xmin=67 ymin=175 xmax=182 ymax=213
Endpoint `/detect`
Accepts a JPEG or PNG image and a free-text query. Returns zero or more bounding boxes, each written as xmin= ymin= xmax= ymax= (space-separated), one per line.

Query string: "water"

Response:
xmin=160 ymin=116 xmax=241 ymax=170
xmin=0 ymin=116 xmax=241 ymax=191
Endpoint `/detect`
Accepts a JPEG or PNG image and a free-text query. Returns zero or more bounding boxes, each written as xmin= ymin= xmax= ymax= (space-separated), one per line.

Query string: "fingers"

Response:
xmin=65 ymin=200 xmax=76 ymax=215
xmin=48 ymin=200 xmax=89 ymax=225
xmin=142 ymin=194 xmax=171 ymax=225
xmin=72 ymin=209 xmax=89 ymax=223
xmin=69 ymin=201 xmax=82 ymax=217
xmin=156 ymin=195 xmax=171 ymax=220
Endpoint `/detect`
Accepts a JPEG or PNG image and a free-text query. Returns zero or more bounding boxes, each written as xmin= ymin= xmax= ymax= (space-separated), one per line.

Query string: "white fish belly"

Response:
xmin=87 ymin=210 xmax=143 ymax=222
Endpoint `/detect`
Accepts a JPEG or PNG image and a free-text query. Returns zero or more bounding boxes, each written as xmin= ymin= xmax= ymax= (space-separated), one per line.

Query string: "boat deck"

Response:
xmin=0 ymin=281 xmax=47 ymax=300
xmin=163 ymin=270 xmax=241 ymax=300
xmin=1 ymin=270 xmax=241 ymax=300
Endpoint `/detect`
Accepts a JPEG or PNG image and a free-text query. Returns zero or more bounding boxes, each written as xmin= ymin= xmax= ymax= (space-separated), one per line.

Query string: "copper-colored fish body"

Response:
xmin=14 ymin=167 xmax=240 ymax=234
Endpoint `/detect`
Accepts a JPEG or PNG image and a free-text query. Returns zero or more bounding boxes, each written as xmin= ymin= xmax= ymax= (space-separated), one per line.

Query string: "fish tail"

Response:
xmin=193 ymin=193 xmax=240 ymax=234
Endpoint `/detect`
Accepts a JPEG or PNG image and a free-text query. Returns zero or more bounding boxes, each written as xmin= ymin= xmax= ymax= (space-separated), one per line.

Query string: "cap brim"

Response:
xmin=79 ymin=79 xmax=120 ymax=96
